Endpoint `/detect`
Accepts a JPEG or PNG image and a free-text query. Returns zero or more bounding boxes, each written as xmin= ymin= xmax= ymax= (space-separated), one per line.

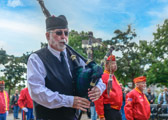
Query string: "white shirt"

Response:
xmin=27 ymin=45 xmax=106 ymax=109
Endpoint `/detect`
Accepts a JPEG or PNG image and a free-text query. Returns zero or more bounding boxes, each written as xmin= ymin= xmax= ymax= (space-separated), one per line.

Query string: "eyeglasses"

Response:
xmin=50 ymin=31 xmax=69 ymax=36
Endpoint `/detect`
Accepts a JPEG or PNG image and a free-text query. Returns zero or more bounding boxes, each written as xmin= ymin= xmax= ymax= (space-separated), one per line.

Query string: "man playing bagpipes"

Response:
xmin=94 ymin=55 xmax=123 ymax=120
xmin=27 ymin=1 xmax=106 ymax=119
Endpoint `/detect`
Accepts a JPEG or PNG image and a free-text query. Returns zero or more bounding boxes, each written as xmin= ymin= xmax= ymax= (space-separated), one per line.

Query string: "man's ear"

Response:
xmin=46 ymin=32 xmax=50 ymax=41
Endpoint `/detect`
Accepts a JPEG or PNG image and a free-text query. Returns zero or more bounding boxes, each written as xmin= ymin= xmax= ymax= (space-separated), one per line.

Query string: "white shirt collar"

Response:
xmin=47 ymin=45 xmax=67 ymax=60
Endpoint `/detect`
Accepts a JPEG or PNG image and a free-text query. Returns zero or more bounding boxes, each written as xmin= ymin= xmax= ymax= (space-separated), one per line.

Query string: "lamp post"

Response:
xmin=87 ymin=32 xmax=93 ymax=60
xmin=82 ymin=31 xmax=102 ymax=61
xmin=82 ymin=31 xmax=102 ymax=120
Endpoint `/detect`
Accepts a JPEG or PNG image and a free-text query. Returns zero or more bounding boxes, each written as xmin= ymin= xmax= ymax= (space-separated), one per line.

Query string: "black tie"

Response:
xmin=60 ymin=52 xmax=70 ymax=74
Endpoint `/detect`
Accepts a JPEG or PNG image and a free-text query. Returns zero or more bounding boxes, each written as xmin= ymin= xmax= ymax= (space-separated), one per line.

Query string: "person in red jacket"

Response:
xmin=0 ymin=81 xmax=9 ymax=120
xmin=94 ymin=55 xmax=123 ymax=120
xmin=18 ymin=87 xmax=34 ymax=120
xmin=124 ymin=76 xmax=151 ymax=120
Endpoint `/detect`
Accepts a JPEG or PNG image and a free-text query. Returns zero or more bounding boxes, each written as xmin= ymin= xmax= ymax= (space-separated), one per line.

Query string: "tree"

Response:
xmin=68 ymin=30 xmax=108 ymax=64
xmin=146 ymin=59 xmax=168 ymax=86
xmin=1 ymin=55 xmax=26 ymax=97
xmin=20 ymin=52 xmax=32 ymax=64
xmin=41 ymin=42 xmax=48 ymax=48
xmin=153 ymin=19 xmax=168 ymax=59
xmin=104 ymin=25 xmax=148 ymax=88
xmin=0 ymin=48 xmax=8 ymax=65
xmin=145 ymin=19 xmax=168 ymax=86
xmin=68 ymin=30 xmax=88 ymax=59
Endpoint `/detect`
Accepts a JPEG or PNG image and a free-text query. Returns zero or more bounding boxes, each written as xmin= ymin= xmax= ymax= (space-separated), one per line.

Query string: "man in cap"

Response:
xmin=145 ymin=88 xmax=155 ymax=104
xmin=94 ymin=55 xmax=123 ymax=120
xmin=18 ymin=87 xmax=34 ymax=120
xmin=124 ymin=76 xmax=150 ymax=120
xmin=0 ymin=81 xmax=9 ymax=120
xmin=27 ymin=15 xmax=106 ymax=120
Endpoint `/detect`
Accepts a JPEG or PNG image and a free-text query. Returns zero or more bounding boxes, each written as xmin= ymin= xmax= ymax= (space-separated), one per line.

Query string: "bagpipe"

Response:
xmin=65 ymin=43 xmax=103 ymax=97
xmin=37 ymin=0 xmax=115 ymax=97
xmin=66 ymin=43 xmax=115 ymax=97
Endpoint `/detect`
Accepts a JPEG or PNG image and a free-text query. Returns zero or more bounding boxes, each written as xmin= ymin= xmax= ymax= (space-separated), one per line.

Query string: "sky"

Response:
xmin=0 ymin=0 xmax=168 ymax=56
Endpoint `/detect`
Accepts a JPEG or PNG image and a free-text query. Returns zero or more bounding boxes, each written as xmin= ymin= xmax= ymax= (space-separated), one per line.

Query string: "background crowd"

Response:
xmin=1 ymin=79 xmax=168 ymax=120
xmin=0 ymin=79 xmax=168 ymax=120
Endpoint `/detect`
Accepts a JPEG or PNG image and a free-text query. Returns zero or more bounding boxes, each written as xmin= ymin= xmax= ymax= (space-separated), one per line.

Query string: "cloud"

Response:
xmin=134 ymin=5 xmax=168 ymax=43
xmin=7 ymin=0 xmax=23 ymax=8
xmin=0 ymin=19 xmax=43 ymax=35
xmin=0 ymin=40 xmax=7 ymax=49
xmin=157 ymin=0 xmax=168 ymax=3
xmin=136 ymin=25 xmax=156 ymax=42
xmin=0 ymin=8 xmax=45 ymax=56
xmin=1 ymin=0 xmax=168 ymax=56
xmin=148 ymin=5 xmax=168 ymax=19
xmin=47 ymin=0 xmax=133 ymax=40
xmin=0 ymin=8 xmax=44 ymax=35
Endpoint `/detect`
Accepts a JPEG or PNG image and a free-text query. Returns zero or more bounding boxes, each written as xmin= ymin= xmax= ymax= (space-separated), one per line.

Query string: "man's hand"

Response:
xmin=88 ymin=86 xmax=101 ymax=102
xmin=73 ymin=96 xmax=90 ymax=112
xmin=22 ymin=107 xmax=28 ymax=112
xmin=100 ymin=118 xmax=105 ymax=120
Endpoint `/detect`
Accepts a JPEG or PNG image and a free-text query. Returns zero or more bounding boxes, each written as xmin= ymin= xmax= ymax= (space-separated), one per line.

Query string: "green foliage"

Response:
xmin=92 ymin=45 xmax=107 ymax=64
xmin=105 ymin=25 xmax=148 ymax=88
xmin=1 ymin=19 xmax=168 ymax=94
xmin=20 ymin=52 xmax=32 ymax=64
xmin=153 ymin=19 xmax=168 ymax=59
xmin=68 ymin=30 xmax=108 ymax=64
xmin=0 ymin=49 xmax=8 ymax=65
xmin=145 ymin=19 xmax=168 ymax=86
xmin=146 ymin=59 xmax=168 ymax=87
xmin=41 ymin=42 xmax=48 ymax=48
xmin=1 ymin=55 xmax=26 ymax=96
xmin=68 ymin=30 xmax=88 ymax=59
